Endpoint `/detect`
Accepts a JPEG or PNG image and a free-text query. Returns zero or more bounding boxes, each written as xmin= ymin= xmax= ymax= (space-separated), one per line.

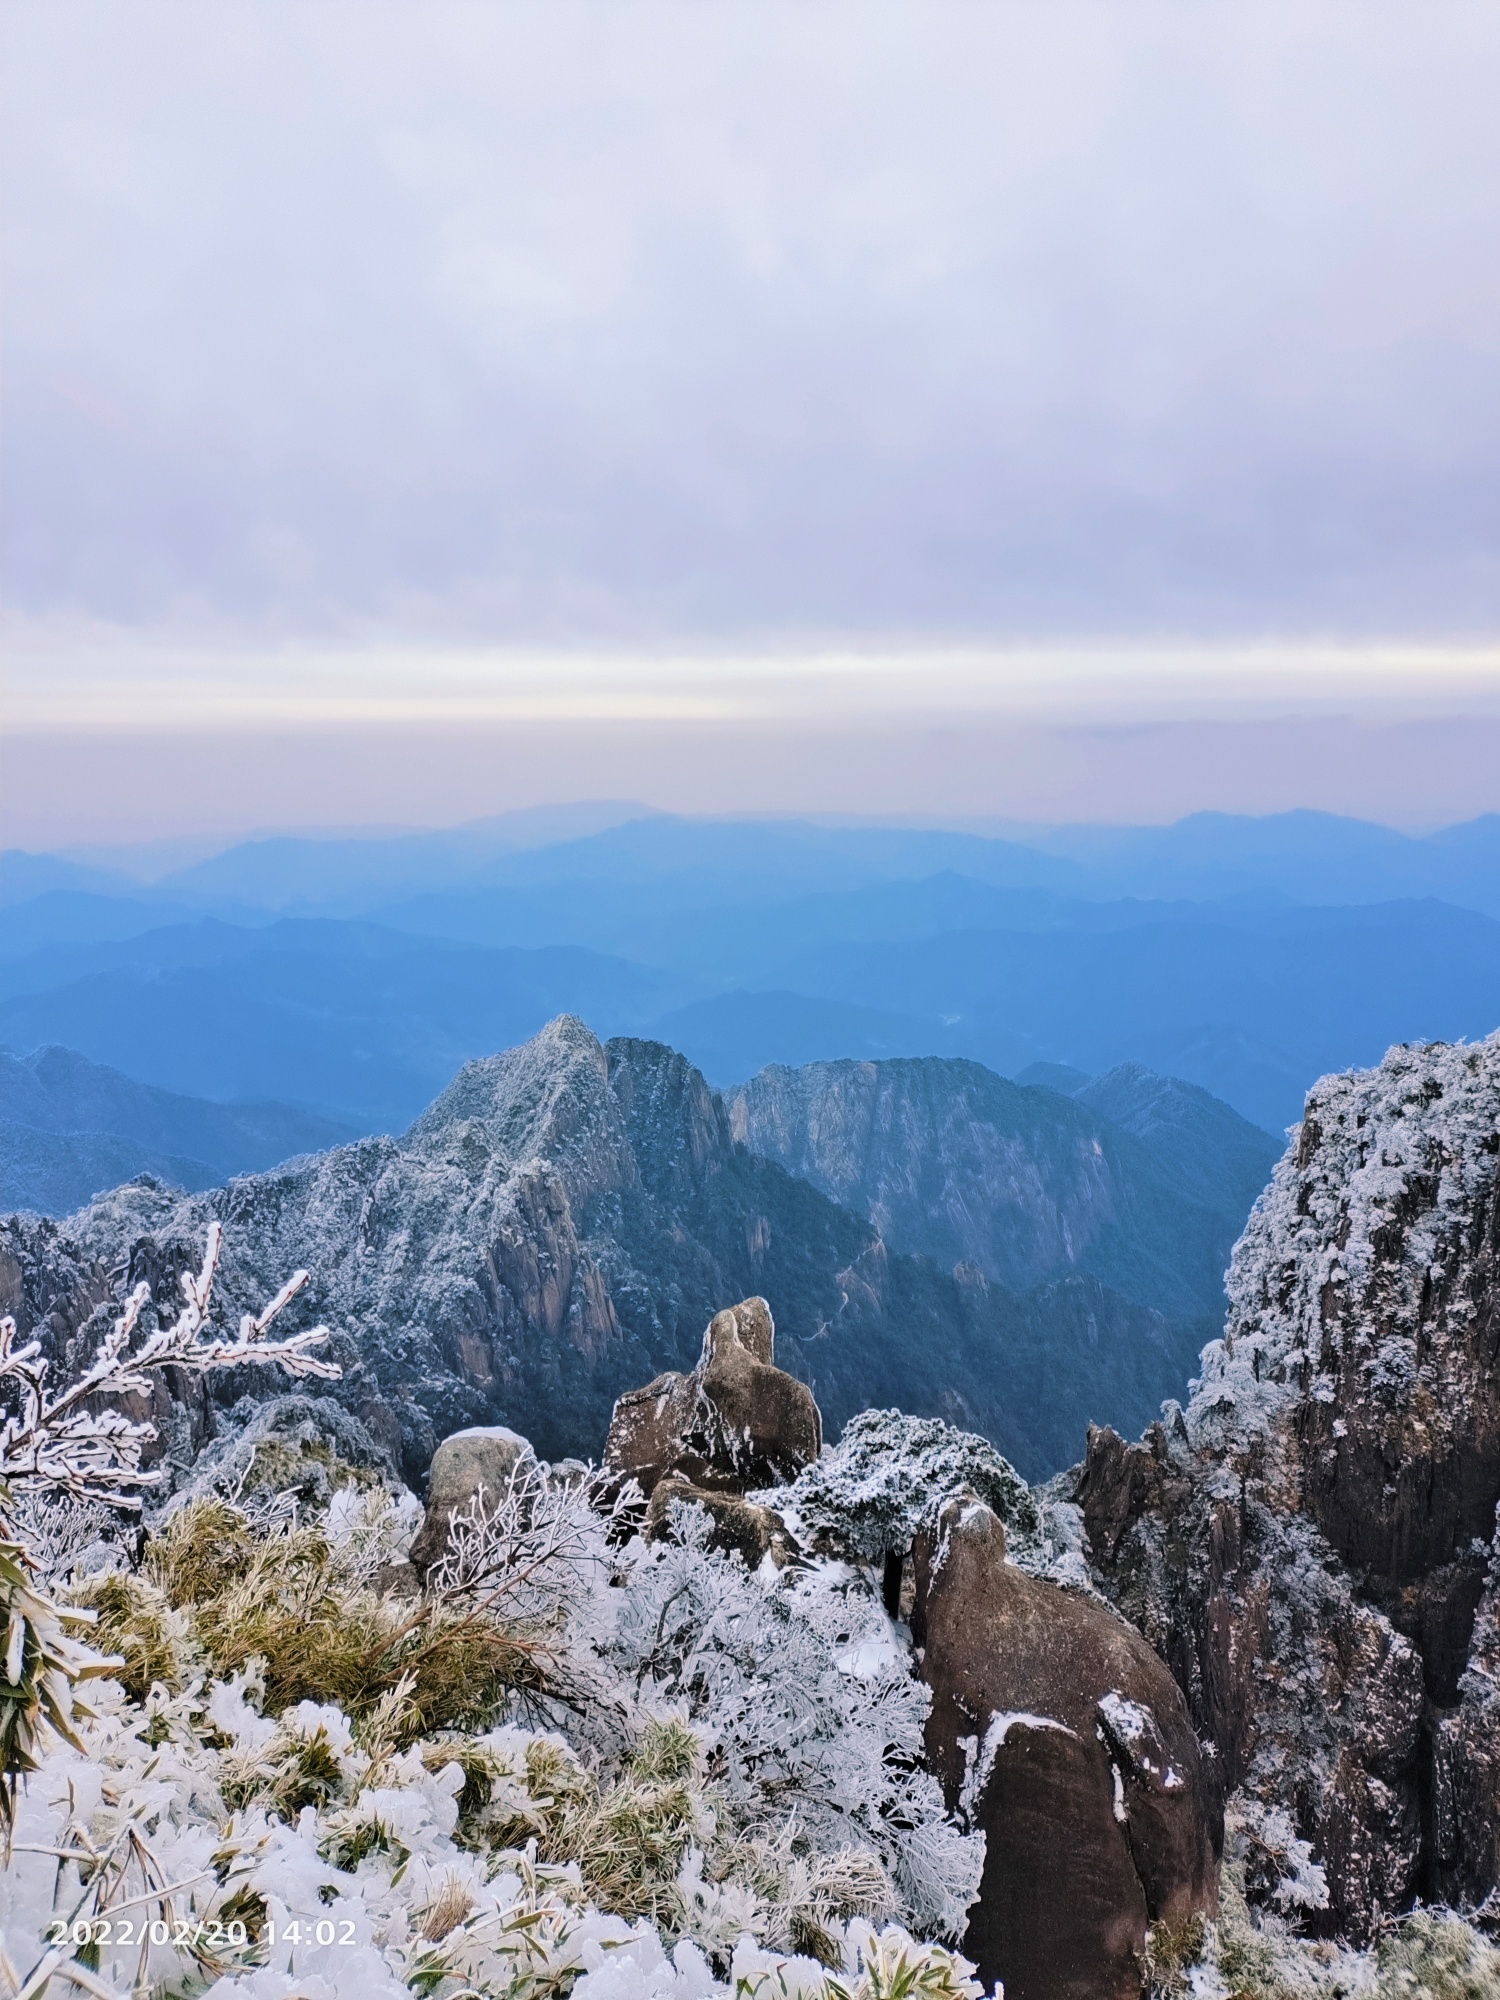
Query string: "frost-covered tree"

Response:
xmin=1 ymin=1225 xmax=339 ymax=1824
xmin=771 ymin=1410 xmax=1042 ymax=1565
xmin=0 ymin=1222 xmax=337 ymax=1513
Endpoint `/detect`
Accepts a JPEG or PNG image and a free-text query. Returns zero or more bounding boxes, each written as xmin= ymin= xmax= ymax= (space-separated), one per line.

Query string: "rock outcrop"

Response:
xmin=916 ymin=1494 xmax=1219 ymax=2000
xmin=408 ymin=1424 xmax=533 ymax=1577
xmin=604 ymin=1296 xmax=820 ymax=1497
xmin=1079 ymin=1032 xmax=1500 ymax=1940
xmin=605 ymin=1296 xmax=815 ymax=1565
xmin=645 ymin=1477 xmax=796 ymax=1568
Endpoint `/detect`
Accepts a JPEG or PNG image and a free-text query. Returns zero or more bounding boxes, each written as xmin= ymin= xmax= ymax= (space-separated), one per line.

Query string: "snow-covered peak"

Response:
xmin=405 ymin=1016 xmax=633 ymax=1190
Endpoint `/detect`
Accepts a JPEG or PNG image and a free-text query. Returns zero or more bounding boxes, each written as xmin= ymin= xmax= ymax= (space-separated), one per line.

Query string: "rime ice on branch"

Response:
xmin=0 ymin=1221 xmax=340 ymax=1515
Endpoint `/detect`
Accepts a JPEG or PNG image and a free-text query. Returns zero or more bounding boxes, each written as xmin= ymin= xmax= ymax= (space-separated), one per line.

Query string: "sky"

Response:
xmin=4 ymin=0 xmax=1500 ymax=844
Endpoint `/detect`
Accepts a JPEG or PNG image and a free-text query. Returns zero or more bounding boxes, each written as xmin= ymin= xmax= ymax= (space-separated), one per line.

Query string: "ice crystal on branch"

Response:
xmin=592 ymin=1506 xmax=982 ymax=1944
xmin=1 ymin=1227 xmax=341 ymax=1833
xmin=0 ymin=1223 xmax=339 ymax=1514
xmin=427 ymin=1454 xmax=609 ymax=1623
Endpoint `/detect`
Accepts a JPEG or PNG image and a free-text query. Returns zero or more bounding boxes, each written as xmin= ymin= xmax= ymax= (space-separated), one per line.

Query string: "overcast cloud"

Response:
xmin=5 ymin=0 xmax=1500 ymax=651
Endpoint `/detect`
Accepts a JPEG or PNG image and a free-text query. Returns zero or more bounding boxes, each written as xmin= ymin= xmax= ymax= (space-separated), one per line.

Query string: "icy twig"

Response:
xmin=427 ymin=1455 xmax=600 ymax=1618
xmin=0 ymin=1222 xmax=340 ymax=1513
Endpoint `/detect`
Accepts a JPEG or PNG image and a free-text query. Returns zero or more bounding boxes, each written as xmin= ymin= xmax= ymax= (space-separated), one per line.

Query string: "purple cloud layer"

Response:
xmin=4 ymin=0 xmax=1500 ymax=643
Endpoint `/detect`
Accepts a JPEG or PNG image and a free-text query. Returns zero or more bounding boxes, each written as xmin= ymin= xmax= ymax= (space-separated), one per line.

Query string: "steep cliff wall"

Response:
xmin=725 ymin=1055 xmax=1276 ymax=1322
xmin=1080 ymin=1031 xmax=1500 ymax=1938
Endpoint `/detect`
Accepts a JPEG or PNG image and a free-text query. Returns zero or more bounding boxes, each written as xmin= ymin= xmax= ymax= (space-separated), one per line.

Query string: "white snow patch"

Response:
xmin=1097 ymin=1691 xmax=1150 ymax=1743
xmin=957 ymin=1712 xmax=1075 ymax=1823
xmin=1109 ymin=1757 xmax=1127 ymax=1824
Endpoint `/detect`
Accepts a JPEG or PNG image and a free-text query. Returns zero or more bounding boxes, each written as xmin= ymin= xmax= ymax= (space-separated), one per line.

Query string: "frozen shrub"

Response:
xmin=1146 ymin=1855 xmax=1500 ymax=1999
xmin=0 ymin=1222 xmax=337 ymax=1514
xmin=0 ymin=1647 xmax=990 ymax=2000
xmin=1 ymin=1226 xmax=342 ymax=1821
xmin=775 ymin=1409 xmax=1040 ymax=1564
xmin=1235 ymin=1802 xmax=1331 ymax=1916
xmin=589 ymin=1505 xmax=982 ymax=1942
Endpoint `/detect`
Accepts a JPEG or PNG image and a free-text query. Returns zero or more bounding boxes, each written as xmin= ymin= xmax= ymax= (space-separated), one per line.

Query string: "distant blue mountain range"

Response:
xmin=0 ymin=1044 xmax=357 ymax=1214
xmin=2 ymin=807 xmax=1497 ymax=1132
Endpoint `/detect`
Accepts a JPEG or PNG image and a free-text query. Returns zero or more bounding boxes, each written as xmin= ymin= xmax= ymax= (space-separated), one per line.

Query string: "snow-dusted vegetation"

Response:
xmin=0 ymin=1240 xmax=986 ymax=2000
xmin=6 ymin=1193 xmax=1500 ymax=2000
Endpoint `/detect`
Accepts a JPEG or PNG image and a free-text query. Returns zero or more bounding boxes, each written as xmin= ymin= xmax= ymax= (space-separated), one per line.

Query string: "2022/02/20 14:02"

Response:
xmin=47 ymin=1918 xmax=361 ymax=1950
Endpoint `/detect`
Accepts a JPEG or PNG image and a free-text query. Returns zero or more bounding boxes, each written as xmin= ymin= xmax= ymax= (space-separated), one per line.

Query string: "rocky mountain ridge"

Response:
xmin=0 ymin=1018 xmax=1189 ymax=1484
xmin=725 ymin=1053 xmax=1276 ymax=1323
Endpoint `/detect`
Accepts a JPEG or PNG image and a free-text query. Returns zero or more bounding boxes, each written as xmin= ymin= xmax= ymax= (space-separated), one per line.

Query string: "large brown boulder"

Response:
xmin=604 ymin=1297 xmax=820 ymax=1497
xmin=645 ymin=1475 xmax=798 ymax=1568
xmin=917 ymin=1494 xmax=1219 ymax=2000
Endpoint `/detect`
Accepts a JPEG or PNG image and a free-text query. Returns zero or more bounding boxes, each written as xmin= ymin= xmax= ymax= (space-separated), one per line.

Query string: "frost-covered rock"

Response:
xmin=645 ymin=1479 xmax=797 ymax=1568
xmin=1079 ymin=1030 xmax=1500 ymax=1941
xmin=407 ymin=1424 xmax=532 ymax=1575
xmin=605 ymin=1297 xmax=821 ymax=1500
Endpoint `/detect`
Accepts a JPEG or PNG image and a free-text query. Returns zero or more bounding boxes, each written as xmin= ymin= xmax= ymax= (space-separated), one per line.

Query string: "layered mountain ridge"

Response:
xmin=726 ymin=1054 xmax=1276 ymax=1321
xmin=7 ymin=810 xmax=1500 ymax=1135
xmin=0 ymin=1019 xmax=1214 ymax=1484
xmin=0 ymin=1043 xmax=358 ymax=1213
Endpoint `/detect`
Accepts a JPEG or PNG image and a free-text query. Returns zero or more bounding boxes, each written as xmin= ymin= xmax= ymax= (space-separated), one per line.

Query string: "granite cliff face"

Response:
xmin=2 ymin=1018 xmax=1183 ymax=1483
xmin=725 ymin=1055 xmax=1277 ymax=1462
xmin=1080 ymin=1031 xmax=1500 ymax=1939
xmin=725 ymin=1055 xmax=1276 ymax=1320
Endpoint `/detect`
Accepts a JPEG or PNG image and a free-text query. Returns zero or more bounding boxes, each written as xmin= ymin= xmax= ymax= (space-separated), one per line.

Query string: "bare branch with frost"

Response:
xmin=426 ymin=1455 xmax=609 ymax=1621
xmin=0 ymin=1222 xmax=340 ymax=1514
xmin=2 ymin=1493 xmax=113 ymax=1585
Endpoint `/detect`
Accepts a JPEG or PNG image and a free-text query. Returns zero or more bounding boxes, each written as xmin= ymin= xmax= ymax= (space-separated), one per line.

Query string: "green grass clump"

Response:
xmin=545 ymin=1721 xmax=706 ymax=1921
xmin=68 ymin=1571 xmax=197 ymax=1702
xmin=146 ymin=1500 xmax=259 ymax=1607
xmin=223 ymin=1718 xmax=347 ymax=1818
xmin=1175 ymin=1868 xmax=1297 ymax=2000
xmin=142 ymin=1497 xmax=538 ymax=1738
xmin=1144 ymin=1914 xmax=1210 ymax=1996
xmin=431 ymin=1720 xmax=708 ymax=1925
xmin=241 ymin=1437 xmax=383 ymax=1505
xmin=1148 ymin=1863 xmax=1500 ymax=2000
xmin=429 ymin=1715 xmax=889 ymax=1958
xmin=1374 ymin=1912 xmax=1500 ymax=1997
